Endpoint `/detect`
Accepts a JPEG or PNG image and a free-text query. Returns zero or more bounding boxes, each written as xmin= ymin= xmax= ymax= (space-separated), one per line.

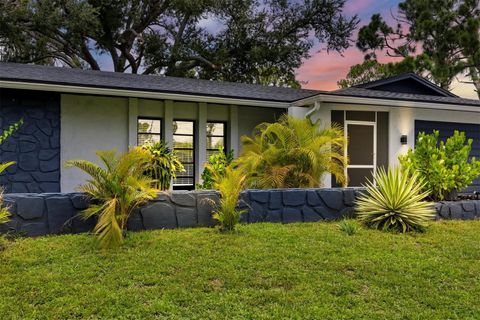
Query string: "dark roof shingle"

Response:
xmin=0 ymin=62 xmax=321 ymax=103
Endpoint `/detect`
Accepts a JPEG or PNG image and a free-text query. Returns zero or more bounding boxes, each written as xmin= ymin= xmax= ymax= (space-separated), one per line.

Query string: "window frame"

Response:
xmin=172 ymin=119 xmax=196 ymax=190
xmin=206 ymin=121 xmax=227 ymax=156
xmin=137 ymin=117 xmax=162 ymax=146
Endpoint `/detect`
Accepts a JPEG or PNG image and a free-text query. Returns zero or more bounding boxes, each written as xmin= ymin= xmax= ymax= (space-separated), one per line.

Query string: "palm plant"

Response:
xmin=356 ymin=167 xmax=436 ymax=233
xmin=66 ymin=148 xmax=156 ymax=248
xmin=141 ymin=141 xmax=184 ymax=190
xmin=211 ymin=166 xmax=247 ymax=232
xmin=236 ymin=114 xmax=347 ymax=189
xmin=0 ymin=161 xmax=15 ymax=225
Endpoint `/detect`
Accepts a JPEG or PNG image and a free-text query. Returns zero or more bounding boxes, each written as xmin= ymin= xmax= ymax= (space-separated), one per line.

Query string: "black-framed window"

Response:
xmin=173 ymin=120 xmax=195 ymax=190
xmin=206 ymin=122 xmax=226 ymax=158
xmin=138 ymin=118 xmax=162 ymax=145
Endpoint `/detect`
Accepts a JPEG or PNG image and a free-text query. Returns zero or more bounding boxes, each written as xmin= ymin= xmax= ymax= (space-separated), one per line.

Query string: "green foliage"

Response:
xmin=356 ymin=167 xmax=435 ymax=233
xmin=237 ymin=114 xmax=347 ymax=189
xmin=0 ymin=0 xmax=357 ymax=87
xmin=399 ymin=130 xmax=480 ymax=200
xmin=211 ymin=166 xmax=246 ymax=232
xmin=197 ymin=147 xmax=234 ymax=190
xmin=0 ymin=119 xmax=23 ymax=226
xmin=337 ymin=219 xmax=359 ymax=236
xmin=66 ymin=148 xmax=156 ymax=249
xmin=337 ymin=57 xmax=419 ymax=88
xmin=141 ymin=141 xmax=184 ymax=191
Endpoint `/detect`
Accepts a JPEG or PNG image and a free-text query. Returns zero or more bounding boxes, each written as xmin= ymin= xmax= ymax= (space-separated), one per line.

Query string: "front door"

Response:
xmin=345 ymin=121 xmax=376 ymax=186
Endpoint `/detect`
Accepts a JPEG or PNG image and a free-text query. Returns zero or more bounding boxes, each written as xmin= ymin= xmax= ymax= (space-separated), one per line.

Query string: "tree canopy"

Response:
xmin=339 ymin=0 xmax=480 ymax=98
xmin=0 ymin=0 xmax=358 ymax=88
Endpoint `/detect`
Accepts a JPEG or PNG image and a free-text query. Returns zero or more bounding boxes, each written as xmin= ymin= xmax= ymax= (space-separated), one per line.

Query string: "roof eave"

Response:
xmin=0 ymin=80 xmax=292 ymax=108
xmin=292 ymin=93 xmax=480 ymax=113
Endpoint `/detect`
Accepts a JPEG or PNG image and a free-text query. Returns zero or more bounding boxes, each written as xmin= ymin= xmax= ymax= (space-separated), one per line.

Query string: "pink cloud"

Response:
xmin=344 ymin=0 xmax=376 ymax=15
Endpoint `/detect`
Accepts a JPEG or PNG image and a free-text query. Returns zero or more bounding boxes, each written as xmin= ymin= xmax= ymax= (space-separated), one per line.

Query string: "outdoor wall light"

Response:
xmin=400 ymin=135 xmax=408 ymax=145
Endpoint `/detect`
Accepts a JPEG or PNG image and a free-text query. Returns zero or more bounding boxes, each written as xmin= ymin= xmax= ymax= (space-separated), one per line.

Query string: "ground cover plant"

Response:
xmin=356 ymin=167 xmax=435 ymax=233
xmin=399 ymin=130 xmax=480 ymax=200
xmin=1 ymin=221 xmax=480 ymax=319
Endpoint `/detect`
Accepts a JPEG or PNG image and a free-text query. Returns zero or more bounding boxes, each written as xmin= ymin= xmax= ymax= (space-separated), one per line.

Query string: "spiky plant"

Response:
xmin=356 ymin=167 xmax=436 ymax=233
xmin=141 ymin=141 xmax=184 ymax=190
xmin=212 ymin=166 xmax=247 ymax=232
xmin=66 ymin=148 xmax=156 ymax=248
xmin=237 ymin=114 xmax=347 ymax=189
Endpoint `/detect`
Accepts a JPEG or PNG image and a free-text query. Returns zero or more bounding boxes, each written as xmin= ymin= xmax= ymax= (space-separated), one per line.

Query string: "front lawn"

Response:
xmin=1 ymin=221 xmax=480 ymax=319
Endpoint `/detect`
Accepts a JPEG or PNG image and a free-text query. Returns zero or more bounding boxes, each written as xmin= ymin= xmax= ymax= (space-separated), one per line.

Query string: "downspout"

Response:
xmin=305 ymin=100 xmax=321 ymax=121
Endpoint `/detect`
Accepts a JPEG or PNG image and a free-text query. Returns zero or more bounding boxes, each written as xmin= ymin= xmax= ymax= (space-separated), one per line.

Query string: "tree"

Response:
xmin=236 ymin=115 xmax=347 ymax=189
xmin=342 ymin=0 xmax=480 ymax=97
xmin=0 ymin=0 xmax=358 ymax=87
xmin=338 ymin=57 xmax=418 ymax=88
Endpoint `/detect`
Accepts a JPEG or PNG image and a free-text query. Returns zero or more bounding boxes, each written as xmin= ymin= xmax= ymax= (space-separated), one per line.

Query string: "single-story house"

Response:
xmin=1 ymin=63 xmax=480 ymax=193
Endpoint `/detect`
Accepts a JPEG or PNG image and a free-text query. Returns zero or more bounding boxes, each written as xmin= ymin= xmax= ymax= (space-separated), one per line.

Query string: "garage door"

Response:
xmin=415 ymin=120 xmax=480 ymax=193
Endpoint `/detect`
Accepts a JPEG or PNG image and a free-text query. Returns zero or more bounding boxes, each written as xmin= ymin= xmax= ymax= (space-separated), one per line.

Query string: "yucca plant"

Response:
xmin=211 ymin=166 xmax=247 ymax=232
xmin=66 ymin=148 xmax=157 ymax=248
xmin=237 ymin=114 xmax=347 ymax=188
xmin=356 ymin=167 xmax=436 ymax=233
xmin=141 ymin=141 xmax=184 ymax=190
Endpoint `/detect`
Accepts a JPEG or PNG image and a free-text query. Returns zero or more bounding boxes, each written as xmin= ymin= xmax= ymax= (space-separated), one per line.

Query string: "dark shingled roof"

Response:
xmin=330 ymin=87 xmax=480 ymax=107
xmin=0 ymin=62 xmax=321 ymax=103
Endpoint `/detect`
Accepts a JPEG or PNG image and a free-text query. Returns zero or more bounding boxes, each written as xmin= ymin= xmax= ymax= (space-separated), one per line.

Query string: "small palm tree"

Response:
xmin=237 ymin=114 xmax=347 ymax=188
xmin=211 ymin=166 xmax=247 ymax=232
xmin=356 ymin=167 xmax=435 ymax=233
xmin=66 ymin=148 xmax=156 ymax=248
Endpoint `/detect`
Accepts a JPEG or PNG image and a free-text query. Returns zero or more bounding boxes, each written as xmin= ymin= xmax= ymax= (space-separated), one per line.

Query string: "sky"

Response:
xmin=296 ymin=0 xmax=478 ymax=99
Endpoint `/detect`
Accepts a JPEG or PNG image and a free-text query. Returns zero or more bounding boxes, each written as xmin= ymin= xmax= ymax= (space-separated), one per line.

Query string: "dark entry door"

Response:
xmin=346 ymin=121 xmax=376 ymax=187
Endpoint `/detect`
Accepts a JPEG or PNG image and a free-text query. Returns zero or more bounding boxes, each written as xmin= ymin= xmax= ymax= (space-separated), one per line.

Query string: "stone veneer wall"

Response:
xmin=0 ymin=89 xmax=61 ymax=192
xmin=1 ymin=189 xmax=479 ymax=237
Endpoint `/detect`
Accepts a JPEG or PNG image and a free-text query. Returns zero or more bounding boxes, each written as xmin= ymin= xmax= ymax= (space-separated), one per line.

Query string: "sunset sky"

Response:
xmin=297 ymin=0 xmax=479 ymax=99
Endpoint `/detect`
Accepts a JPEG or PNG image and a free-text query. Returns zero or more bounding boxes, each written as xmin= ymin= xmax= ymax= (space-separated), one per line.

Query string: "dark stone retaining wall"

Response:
xmin=0 ymin=89 xmax=61 ymax=193
xmin=1 ymin=188 xmax=479 ymax=237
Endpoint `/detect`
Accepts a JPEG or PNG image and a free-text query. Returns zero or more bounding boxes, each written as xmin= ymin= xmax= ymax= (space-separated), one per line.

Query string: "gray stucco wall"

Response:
xmin=1 ymin=188 xmax=479 ymax=237
xmin=0 ymin=89 xmax=60 ymax=193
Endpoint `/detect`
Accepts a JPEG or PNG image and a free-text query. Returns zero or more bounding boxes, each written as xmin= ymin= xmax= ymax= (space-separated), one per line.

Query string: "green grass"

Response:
xmin=2 ymin=221 xmax=480 ymax=319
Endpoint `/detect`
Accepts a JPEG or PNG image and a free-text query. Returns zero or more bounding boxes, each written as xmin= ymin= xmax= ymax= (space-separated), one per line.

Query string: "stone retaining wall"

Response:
xmin=1 ymin=188 xmax=479 ymax=237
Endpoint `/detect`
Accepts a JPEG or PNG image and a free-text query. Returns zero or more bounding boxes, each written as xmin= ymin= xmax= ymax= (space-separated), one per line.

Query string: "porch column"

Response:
xmin=164 ymin=100 xmax=174 ymax=147
xmin=228 ymin=105 xmax=239 ymax=157
xmin=128 ymin=98 xmax=138 ymax=148
xmin=196 ymin=102 xmax=207 ymax=185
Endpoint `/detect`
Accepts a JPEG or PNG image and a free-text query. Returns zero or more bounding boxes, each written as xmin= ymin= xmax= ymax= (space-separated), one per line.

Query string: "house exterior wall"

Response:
xmin=60 ymin=93 xmax=285 ymax=192
xmin=311 ymin=102 xmax=480 ymax=187
xmin=0 ymin=89 xmax=61 ymax=193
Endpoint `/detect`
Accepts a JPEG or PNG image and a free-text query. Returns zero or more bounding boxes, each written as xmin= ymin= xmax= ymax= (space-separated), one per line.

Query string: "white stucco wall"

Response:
xmin=61 ymin=94 xmax=129 ymax=192
xmin=314 ymin=101 xmax=480 ymax=187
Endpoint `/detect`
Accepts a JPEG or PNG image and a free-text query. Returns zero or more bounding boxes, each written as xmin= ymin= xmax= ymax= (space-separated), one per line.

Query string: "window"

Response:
xmin=173 ymin=120 xmax=195 ymax=189
xmin=206 ymin=122 xmax=226 ymax=158
xmin=137 ymin=118 xmax=161 ymax=145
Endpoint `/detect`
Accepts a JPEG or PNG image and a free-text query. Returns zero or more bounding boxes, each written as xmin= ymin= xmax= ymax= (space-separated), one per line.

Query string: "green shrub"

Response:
xmin=198 ymin=147 xmax=234 ymax=189
xmin=399 ymin=130 xmax=480 ymax=200
xmin=237 ymin=114 xmax=347 ymax=188
xmin=356 ymin=167 xmax=435 ymax=233
xmin=337 ymin=219 xmax=359 ymax=235
xmin=211 ymin=166 xmax=247 ymax=232
xmin=0 ymin=118 xmax=23 ymax=226
xmin=141 ymin=141 xmax=184 ymax=190
xmin=66 ymin=148 xmax=157 ymax=248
